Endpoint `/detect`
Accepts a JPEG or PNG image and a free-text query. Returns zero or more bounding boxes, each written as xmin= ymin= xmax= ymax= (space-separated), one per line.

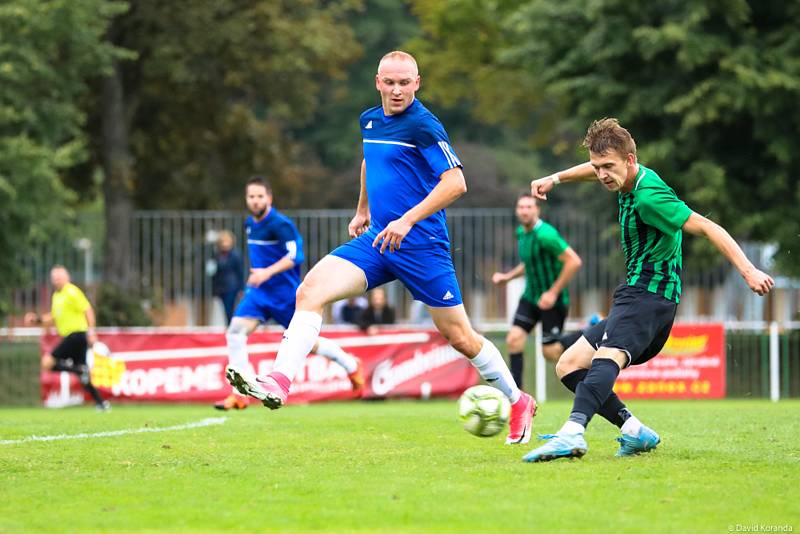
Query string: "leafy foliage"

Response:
xmin=411 ymin=0 xmax=800 ymax=275
xmin=0 ymin=0 xmax=127 ymax=317
xmin=88 ymin=0 xmax=363 ymax=210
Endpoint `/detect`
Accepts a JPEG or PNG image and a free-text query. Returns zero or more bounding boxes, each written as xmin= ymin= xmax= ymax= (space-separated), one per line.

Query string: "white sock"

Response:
xmin=272 ymin=311 xmax=322 ymax=382
xmin=469 ymin=339 xmax=521 ymax=403
xmin=620 ymin=416 xmax=643 ymax=437
xmin=226 ymin=332 xmax=249 ymax=369
xmin=560 ymin=420 xmax=585 ymax=435
xmin=226 ymin=332 xmax=252 ymax=397
xmin=315 ymin=336 xmax=358 ymax=373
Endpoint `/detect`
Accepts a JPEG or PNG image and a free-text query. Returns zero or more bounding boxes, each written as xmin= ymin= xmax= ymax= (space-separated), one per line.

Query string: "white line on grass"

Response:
xmin=0 ymin=416 xmax=227 ymax=445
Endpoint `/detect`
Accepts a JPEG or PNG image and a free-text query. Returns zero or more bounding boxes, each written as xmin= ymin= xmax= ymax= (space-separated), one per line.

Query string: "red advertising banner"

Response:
xmin=40 ymin=329 xmax=478 ymax=406
xmin=615 ymin=323 xmax=726 ymax=399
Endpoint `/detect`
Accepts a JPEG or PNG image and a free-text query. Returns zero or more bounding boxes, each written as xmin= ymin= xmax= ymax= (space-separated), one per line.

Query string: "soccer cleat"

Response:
xmin=226 ymin=367 xmax=287 ymax=410
xmin=505 ymin=392 xmax=537 ymax=445
xmin=213 ymin=394 xmax=249 ymax=411
xmin=615 ymin=425 xmax=661 ymax=457
xmin=522 ymin=432 xmax=588 ymax=462
xmin=347 ymin=356 xmax=365 ymax=395
xmin=96 ymin=400 xmax=112 ymax=412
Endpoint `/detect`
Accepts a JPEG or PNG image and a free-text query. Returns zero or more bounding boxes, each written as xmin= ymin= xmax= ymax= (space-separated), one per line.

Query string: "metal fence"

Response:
xmin=9 ymin=208 xmax=800 ymax=326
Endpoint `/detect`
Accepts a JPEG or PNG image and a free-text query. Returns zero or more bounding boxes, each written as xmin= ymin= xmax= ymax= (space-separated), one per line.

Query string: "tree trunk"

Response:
xmin=100 ymin=61 xmax=134 ymax=291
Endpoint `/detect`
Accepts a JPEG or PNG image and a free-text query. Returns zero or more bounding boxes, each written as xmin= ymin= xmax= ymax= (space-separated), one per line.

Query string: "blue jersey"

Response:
xmin=244 ymin=208 xmax=305 ymax=306
xmin=360 ymin=99 xmax=462 ymax=249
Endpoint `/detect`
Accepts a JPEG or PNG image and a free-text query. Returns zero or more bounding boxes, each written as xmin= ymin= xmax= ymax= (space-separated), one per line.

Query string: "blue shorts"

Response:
xmin=233 ymin=288 xmax=296 ymax=328
xmin=330 ymin=234 xmax=463 ymax=307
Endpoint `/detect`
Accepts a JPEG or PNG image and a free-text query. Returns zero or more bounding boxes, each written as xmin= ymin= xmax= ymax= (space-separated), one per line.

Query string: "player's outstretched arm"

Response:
xmin=373 ymin=167 xmax=467 ymax=254
xmin=24 ymin=311 xmax=53 ymax=326
xmin=85 ymin=306 xmax=97 ymax=345
xmin=492 ymin=263 xmax=524 ymax=285
xmin=349 ymin=159 xmax=370 ymax=238
xmin=538 ymin=247 xmax=582 ymax=310
xmin=530 ymin=162 xmax=596 ymax=200
xmin=682 ymin=213 xmax=774 ymax=296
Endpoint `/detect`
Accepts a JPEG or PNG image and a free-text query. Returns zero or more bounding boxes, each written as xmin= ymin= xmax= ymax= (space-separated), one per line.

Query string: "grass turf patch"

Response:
xmin=1 ymin=399 xmax=798 ymax=533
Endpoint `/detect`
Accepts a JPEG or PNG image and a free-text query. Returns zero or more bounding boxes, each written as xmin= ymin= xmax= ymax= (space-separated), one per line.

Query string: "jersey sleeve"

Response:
xmin=416 ymin=116 xmax=463 ymax=178
xmin=635 ymin=181 xmax=693 ymax=235
xmin=68 ymin=285 xmax=91 ymax=313
xmin=274 ymin=219 xmax=305 ymax=266
xmin=540 ymin=226 xmax=569 ymax=257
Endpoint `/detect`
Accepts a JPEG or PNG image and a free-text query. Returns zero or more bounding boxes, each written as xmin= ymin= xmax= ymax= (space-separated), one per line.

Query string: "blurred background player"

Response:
xmin=226 ymin=51 xmax=536 ymax=445
xmin=523 ymin=118 xmax=774 ymax=462
xmin=492 ymin=193 xmax=582 ymax=387
xmin=208 ymin=230 xmax=244 ymax=325
xmin=24 ymin=265 xmax=110 ymax=411
xmin=214 ymin=176 xmax=364 ymax=410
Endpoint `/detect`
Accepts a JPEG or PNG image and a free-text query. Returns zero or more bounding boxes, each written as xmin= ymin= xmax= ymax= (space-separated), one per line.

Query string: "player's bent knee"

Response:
xmin=506 ymin=333 xmax=523 ymax=352
xmin=41 ymin=354 xmax=55 ymax=370
xmin=542 ymin=343 xmax=563 ymax=362
xmin=555 ymin=357 xmax=575 ymax=379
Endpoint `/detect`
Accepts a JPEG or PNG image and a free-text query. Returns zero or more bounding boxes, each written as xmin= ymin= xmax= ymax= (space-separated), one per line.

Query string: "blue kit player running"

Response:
xmin=214 ymin=177 xmax=364 ymax=411
xmin=226 ymin=51 xmax=536 ymax=444
xmin=522 ymin=118 xmax=774 ymax=462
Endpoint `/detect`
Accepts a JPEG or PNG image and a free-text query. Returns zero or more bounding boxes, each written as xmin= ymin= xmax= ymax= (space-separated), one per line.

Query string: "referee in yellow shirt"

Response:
xmin=25 ymin=265 xmax=109 ymax=410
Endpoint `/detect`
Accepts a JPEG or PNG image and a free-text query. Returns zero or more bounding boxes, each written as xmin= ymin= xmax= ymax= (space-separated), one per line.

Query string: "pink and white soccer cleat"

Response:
xmin=505 ymin=392 xmax=537 ymax=445
xmin=225 ymin=367 xmax=288 ymax=410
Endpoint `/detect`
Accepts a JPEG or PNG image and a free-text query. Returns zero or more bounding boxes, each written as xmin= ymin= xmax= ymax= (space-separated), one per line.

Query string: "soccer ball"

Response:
xmin=458 ymin=385 xmax=511 ymax=437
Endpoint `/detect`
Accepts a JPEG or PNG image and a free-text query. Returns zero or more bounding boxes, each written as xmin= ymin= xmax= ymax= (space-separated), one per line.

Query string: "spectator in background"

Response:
xmin=332 ymin=296 xmax=367 ymax=325
xmin=209 ymin=230 xmax=244 ymax=325
xmin=357 ymin=287 xmax=396 ymax=334
xmin=24 ymin=265 xmax=110 ymax=411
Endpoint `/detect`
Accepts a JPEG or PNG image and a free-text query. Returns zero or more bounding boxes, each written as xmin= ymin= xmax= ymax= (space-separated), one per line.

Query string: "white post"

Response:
xmin=769 ymin=321 xmax=780 ymax=402
xmin=535 ymin=322 xmax=547 ymax=403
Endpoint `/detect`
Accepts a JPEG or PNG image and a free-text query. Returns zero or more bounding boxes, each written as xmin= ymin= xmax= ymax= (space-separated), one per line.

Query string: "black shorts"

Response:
xmin=583 ymin=284 xmax=677 ymax=367
xmin=51 ymin=332 xmax=89 ymax=367
xmin=512 ymin=297 xmax=567 ymax=345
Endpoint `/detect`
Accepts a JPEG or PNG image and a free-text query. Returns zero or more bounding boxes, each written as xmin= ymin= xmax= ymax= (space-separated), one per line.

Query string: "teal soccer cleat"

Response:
xmin=522 ymin=432 xmax=588 ymax=463
xmin=615 ymin=425 xmax=661 ymax=457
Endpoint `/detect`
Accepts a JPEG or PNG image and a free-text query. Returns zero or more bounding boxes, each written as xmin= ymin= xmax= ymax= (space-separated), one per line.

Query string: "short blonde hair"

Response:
xmin=378 ymin=50 xmax=418 ymax=75
xmin=583 ymin=118 xmax=637 ymax=157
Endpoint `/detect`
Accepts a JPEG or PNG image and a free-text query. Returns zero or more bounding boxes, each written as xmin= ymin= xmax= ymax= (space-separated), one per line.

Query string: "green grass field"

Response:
xmin=1 ymin=399 xmax=798 ymax=533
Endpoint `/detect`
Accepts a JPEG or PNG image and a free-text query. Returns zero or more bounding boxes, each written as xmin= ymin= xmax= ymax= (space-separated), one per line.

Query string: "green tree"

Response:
xmin=412 ymin=0 xmax=800 ymax=275
xmin=83 ymin=0 xmax=361 ymax=297
xmin=0 ymin=0 xmax=127 ymax=317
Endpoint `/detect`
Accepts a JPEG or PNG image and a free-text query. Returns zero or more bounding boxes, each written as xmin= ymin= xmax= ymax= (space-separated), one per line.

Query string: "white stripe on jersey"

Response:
xmin=363 ymin=139 xmax=417 ymax=148
xmin=248 ymin=239 xmax=279 ymax=246
xmin=285 ymin=240 xmax=297 ymax=260
xmin=438 ymin=141 xmax=461 ymax=168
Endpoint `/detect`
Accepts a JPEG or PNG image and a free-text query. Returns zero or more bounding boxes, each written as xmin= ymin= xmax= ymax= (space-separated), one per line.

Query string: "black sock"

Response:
xmin=74 ymin=366 xmax=106 ymax=405
xmin=559 ymin=331 xmax=583 ymax=350
xmin=568 ymin=359 xmax=620 ymax=428
xmin=561 ymin=369 xmax=630 ymax=428
xmin=509 ymin=352 xmax=523 ymax=388
xmin=82 ymin=381 xmax=106 ymax=406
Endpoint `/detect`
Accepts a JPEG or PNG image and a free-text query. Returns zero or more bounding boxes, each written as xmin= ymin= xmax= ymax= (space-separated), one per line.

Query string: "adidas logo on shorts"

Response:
xmin=442 ymin=291 xmax=454 ymax=301
xmin=365 ymin=120 xmax=373 ymax=129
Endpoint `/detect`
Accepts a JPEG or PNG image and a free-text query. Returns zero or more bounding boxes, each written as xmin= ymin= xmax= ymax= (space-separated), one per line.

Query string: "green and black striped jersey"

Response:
xmin=618 ymin=165 xmax=693 ymax=303
xmin=517 ymin=219 xmax=570 ymax=307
